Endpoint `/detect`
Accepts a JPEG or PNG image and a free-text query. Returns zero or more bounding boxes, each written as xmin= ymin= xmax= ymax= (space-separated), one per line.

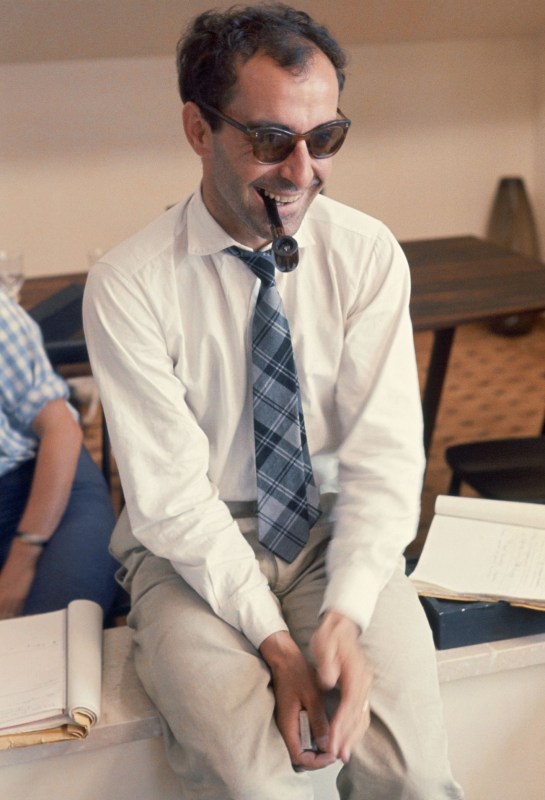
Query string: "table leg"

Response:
xmin=422 ymin=327 xmax=456 ymax=457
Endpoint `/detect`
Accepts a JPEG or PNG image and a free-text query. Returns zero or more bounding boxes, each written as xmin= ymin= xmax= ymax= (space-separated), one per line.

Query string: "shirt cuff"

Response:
xmin=233 ymin=585 xmax=289 ymax=650
xmin=320 ymin=562 xmax=397 ymax=634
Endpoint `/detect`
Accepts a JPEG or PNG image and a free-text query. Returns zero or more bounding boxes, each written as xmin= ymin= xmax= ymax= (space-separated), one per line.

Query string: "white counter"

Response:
xmin=2 ymin=626 xmax=545 ymax=799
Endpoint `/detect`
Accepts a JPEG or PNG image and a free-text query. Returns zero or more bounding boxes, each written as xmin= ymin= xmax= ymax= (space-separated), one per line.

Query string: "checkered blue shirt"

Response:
xmin=0 ymin=291 xmax=69 ymax=476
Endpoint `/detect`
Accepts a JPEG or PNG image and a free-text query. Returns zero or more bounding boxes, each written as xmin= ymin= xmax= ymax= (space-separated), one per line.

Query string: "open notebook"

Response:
xmin=0 ymin=599 xmax=102 ymax=749
xmin=410 ymin=495 xmax=545 ymax=610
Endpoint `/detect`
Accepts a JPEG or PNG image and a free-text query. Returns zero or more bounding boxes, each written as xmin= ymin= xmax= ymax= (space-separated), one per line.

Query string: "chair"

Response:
xmin=445 ymin=411 xmax=545 ymax=502
xmin=44 ymin=340 xmax=113 ymax=489
xmin=27 ymin=282 xmax=84 ymax=341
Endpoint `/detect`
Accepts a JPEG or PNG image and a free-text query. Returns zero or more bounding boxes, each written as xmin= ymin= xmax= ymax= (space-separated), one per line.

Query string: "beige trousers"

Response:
xmin=111 ymin=507 xmax=463 ymax=800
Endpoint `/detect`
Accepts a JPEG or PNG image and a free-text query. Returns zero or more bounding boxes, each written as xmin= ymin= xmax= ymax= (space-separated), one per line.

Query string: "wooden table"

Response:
xmin=402 ymin=236 xmax=545 ymax=455
xmin=21 ymin=236 xmax=545 ymax=457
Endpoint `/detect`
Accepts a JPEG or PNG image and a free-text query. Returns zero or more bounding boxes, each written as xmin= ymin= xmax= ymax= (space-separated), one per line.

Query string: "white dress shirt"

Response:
xmin=83 ymin=190 xmax=425 ymax=648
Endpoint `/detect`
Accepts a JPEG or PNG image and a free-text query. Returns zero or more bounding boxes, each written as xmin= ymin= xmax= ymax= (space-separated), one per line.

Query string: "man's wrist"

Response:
xmin=259 ymin=630 xmax=299 ymax=669
xmin=319 ymin=610 xmax=361 ymax=638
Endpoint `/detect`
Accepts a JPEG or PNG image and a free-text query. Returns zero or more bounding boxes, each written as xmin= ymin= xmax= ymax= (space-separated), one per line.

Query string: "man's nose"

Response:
xmin=278 ymin=140 xmax=315 ymax=188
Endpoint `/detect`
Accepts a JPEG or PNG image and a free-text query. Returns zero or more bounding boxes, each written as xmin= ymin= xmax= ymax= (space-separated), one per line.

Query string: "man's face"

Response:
xmin=199 ymin=50 xmax=340 ymax=249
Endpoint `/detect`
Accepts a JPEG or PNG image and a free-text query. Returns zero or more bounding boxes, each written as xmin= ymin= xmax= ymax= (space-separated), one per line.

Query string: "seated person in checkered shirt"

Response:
xmin=0 ymin=290 xmax=119 ymax=619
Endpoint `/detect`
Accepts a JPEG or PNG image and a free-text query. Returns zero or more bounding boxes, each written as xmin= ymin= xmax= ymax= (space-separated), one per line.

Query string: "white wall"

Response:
xmin=1 ymin=57 xmax=191 ymax=276
xmin=333 ymin=37 xmax=540 ymax=242
xmin=0 ymin=36 xmax=542 ymax=277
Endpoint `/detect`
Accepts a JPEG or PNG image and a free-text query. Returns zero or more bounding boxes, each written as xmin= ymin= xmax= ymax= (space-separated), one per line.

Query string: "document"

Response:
xmin=0 ymin=599 xmax=102 ymax=749
xmin=409 ymin=496 xmax=545 ymax=609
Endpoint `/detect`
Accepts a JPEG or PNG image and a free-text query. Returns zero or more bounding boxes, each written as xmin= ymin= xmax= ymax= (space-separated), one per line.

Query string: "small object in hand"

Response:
xmin=299 ymin=709 xmax=317 ymax=752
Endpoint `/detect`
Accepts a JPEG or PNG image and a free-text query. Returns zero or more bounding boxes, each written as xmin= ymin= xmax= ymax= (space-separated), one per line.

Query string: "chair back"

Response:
xmin=28 ymin=282 xmax=84 ymax=342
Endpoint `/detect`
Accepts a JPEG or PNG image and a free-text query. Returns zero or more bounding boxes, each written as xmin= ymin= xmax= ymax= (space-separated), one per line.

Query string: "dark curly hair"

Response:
xmin=176 ymin=4 xmax=348 ymax=130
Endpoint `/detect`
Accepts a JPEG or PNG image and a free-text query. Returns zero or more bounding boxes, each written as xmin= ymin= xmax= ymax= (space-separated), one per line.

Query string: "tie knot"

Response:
xmin=226 ymin=246 xmax=276 ymax=286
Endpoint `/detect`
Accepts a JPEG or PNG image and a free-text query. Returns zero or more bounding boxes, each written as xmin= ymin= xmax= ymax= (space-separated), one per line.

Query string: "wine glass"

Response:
xmin=0 ymin=251 xmax=25 ymax=302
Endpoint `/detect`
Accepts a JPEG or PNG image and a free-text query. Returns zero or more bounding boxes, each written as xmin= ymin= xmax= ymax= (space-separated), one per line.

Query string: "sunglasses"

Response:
xmin=199 ymin=101 xmax=351 ymax=164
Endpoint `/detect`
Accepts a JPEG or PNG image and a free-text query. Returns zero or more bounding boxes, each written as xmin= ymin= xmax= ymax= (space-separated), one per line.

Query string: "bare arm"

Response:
xmin=0 ymin=399 xmax=83 ymax=618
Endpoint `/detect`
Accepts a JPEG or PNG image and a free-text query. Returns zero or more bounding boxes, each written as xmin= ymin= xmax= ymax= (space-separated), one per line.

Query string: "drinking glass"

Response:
xmin=0 ymin=251 xmax=25 ymax=302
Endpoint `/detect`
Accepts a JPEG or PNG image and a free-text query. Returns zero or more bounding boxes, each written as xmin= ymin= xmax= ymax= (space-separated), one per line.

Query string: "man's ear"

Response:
xmin=182 ymin=101 xmax=212 ymax=156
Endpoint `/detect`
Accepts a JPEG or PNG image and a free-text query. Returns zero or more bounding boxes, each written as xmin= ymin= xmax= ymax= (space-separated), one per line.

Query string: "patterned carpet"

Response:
xmin=82 ymin=316 xmax=545 ymax=554
xmin=413 ymin=315 xmax=545 ymax=553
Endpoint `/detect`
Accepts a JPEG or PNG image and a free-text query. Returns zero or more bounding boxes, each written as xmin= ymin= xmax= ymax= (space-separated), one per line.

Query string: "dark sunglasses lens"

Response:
xmin=308 ymin=124 xmax=348 ymax=158
xmin=252 ymin=130 xmax=294 ymax=163
xmin=252 ymin=122 xmax=349 ymax=163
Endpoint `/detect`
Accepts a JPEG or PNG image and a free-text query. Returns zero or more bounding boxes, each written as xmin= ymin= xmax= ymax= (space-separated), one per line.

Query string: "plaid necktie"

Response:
xmin=227 ymin=246 xmax=321 ymax=562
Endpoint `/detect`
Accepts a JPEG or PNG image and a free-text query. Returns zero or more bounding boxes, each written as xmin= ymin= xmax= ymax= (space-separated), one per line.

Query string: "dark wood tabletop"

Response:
xmin=402 ymin=235 xmax=545 ymax=332
xmin=402 ymin=235 xmax=545 ymax=454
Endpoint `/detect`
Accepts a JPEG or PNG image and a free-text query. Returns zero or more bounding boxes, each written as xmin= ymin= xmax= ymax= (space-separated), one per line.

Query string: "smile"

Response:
xmin=258 ymin=188 xmax=303 ymax=206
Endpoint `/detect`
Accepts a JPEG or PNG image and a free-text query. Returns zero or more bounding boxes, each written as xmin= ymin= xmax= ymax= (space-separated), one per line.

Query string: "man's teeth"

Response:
xmin=261 ymin=189 xmax=297 ymax=205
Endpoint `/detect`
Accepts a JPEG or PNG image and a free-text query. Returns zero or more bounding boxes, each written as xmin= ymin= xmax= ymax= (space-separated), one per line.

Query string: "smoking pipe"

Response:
xmin=259 ymin=191 xmax=299 ymax=272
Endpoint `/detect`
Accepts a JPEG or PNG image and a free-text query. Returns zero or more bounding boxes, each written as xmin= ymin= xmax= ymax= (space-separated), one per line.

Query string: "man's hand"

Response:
xmin=310 ymin=611 xmax=373 ymax=763
xmin=0 ymin=539 xmax=41 ymax=619
xmin=259 ymin=630 xmax=337 ymax=771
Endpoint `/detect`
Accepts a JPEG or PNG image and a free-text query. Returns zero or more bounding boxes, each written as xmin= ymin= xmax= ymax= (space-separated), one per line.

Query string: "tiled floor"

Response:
xmin=82 ymin=315 xmax=545 ymax=553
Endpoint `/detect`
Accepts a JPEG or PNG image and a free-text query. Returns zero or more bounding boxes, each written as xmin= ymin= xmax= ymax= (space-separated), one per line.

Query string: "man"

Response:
xmin=0 ymin=291 xmax=118 ymax=618
xmin=83 ymin=5 xmax=463 ymax=798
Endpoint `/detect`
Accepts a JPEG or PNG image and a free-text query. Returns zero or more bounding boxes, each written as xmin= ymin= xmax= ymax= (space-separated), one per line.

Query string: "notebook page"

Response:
xmin=0 ymin=609 xmax=66 ymax=729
